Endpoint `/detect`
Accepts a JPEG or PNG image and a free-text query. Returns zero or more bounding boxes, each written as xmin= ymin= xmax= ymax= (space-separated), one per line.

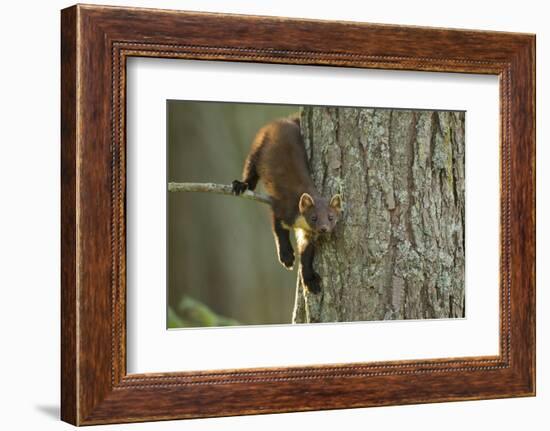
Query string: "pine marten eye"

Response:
xmin=311 ymin=215 xmax=318 ymax=222
xmin=328 ymin=215 xmax=334 ymax=221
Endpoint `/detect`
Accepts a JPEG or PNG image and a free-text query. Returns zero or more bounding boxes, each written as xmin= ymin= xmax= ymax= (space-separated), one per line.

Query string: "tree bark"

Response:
xmin=293 ymin=107 xmax=465 ymax=323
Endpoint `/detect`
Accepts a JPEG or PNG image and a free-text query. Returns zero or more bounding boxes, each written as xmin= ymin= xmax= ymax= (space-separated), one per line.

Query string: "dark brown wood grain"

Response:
xmin=60 ymin=5 xmax=77 ymax=425
xmin=60 ymin=4 xmax=535 ymax=425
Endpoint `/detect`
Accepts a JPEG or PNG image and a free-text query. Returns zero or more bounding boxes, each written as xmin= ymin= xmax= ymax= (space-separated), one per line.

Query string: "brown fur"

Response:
xmin=232 ymin=114 xmax=342 ymax=293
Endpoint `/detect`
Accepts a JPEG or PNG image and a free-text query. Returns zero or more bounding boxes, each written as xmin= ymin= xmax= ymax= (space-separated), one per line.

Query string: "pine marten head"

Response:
xmin=298 ymin=193 xmax=342 ymax=235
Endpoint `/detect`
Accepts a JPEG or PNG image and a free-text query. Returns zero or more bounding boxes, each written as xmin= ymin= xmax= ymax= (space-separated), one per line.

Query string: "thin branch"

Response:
xmin=168 ymin=182 xmax=272 ymax=205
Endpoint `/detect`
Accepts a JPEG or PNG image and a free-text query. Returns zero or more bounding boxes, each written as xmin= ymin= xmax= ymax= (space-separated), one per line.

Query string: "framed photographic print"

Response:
xmin=61 ymin=4 xmax=535 ymax=425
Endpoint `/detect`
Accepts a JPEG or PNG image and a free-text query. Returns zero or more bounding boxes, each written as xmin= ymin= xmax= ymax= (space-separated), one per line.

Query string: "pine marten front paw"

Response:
xmin=232 ymin=180 xmax=248 ymax=195
xmin=303 ymin=272 xmax=321 ymax=294
xmin=278 ymin=248 xmax=295 ymax=270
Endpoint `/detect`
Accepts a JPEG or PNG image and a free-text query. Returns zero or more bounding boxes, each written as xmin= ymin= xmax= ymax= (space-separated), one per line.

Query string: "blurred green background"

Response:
xmin=167 ymin=101 xmax=299 ymax=328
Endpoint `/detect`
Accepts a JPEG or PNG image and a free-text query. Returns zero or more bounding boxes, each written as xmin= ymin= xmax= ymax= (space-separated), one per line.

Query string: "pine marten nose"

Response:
xmin=320 ymin=227 xmax=328 ymax=233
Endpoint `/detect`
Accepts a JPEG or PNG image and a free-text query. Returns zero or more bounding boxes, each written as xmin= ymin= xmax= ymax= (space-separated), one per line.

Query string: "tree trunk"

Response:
xmin=293 ymin=107 xmax=465 ymax=324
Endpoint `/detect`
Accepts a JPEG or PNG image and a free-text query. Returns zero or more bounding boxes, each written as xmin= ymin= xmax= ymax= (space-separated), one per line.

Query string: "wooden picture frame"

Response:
xmin=61 ymin=4 xmax=535 ymax=425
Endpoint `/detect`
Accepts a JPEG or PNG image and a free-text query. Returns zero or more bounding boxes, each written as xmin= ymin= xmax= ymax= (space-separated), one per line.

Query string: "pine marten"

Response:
xmin=232 ymin=114 xmax=342 ymax=294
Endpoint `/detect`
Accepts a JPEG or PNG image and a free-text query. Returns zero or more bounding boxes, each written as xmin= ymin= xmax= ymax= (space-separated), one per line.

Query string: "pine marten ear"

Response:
xmin=299 ymin=193 xmax=315 ymax=213
xmin=330 ymin=194 xmax=342 ymax=212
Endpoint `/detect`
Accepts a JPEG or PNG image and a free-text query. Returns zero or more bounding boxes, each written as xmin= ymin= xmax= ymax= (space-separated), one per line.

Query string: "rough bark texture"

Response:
xmin=293 ymin=107 xmax=465 ymax=323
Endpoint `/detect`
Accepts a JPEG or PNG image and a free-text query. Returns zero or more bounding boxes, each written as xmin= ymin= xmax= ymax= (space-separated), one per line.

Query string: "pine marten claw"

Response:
xmin=304 ymin=273 xmax=321 ymax=294
xmin=232 ymin=180 xmax=248 ymax=195
xmin=279 ymin=249 xmax=295 ymax=269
